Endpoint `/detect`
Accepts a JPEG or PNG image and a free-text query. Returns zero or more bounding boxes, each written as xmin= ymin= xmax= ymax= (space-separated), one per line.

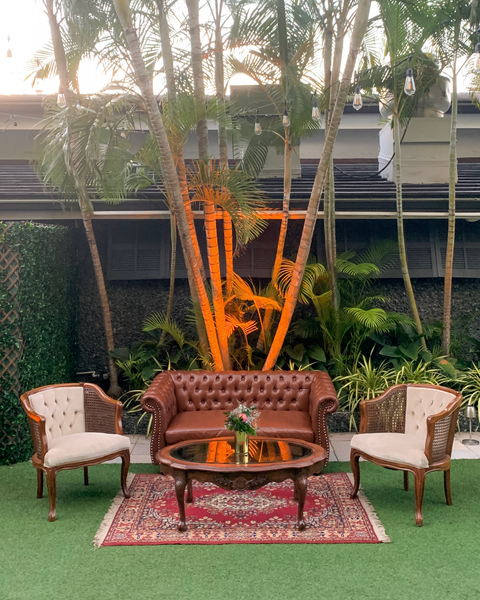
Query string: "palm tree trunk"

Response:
xmin=113 ymin=0 xmax=224 ymax=369
xmin=159 ymin=212 xmax=177 ymax=345
xmin=393 ymin=110 xmax=426 ymax=349
xmin=155 ymin=0 xmax=209 ymax=351
xmin=186 ymin=0 xmax=230 ymax=367
xmin=263 ymin=0 xmax=372 ymax=370
xmin=257 ymin=139 xmax=292 ymax=351
xmin=213 ymin=0 xmax=234 ymax=298
xmin=45 ymin=0 xmax=121 ymax=396
xmin=442 ymin=52 xmax=458 ymax=354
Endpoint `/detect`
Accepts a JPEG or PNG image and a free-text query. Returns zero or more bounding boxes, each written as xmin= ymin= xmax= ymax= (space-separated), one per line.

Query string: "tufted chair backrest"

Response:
xmin=404 ymin=386 xmax=457 ymax=441
xmin=170 ymin=371 xmax=314 ymax=412
xmin=28 ymin=387 xmax=85 ymax=441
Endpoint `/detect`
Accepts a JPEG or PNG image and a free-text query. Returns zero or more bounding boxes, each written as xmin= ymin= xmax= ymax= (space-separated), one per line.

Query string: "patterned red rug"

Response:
xmin=94 ymin=472 xmax=390 ymax=546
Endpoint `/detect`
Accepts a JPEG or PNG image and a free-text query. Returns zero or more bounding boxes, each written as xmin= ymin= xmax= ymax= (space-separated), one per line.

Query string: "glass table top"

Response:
xmin=170 ymin=438 xmax=314 ymax=465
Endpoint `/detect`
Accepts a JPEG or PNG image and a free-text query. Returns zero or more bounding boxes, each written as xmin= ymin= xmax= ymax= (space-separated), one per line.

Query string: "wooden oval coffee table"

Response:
xmin=157 ymin=437 xmax=327 ymax=532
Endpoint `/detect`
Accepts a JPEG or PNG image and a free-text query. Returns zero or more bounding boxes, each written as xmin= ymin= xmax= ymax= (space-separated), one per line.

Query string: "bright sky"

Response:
xmin=0 ymin=0 xmax=474 ymax=97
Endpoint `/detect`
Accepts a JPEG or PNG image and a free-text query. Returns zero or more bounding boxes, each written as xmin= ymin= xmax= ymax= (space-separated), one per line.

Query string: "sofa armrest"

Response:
xmin=141 ymin=372 xmax=178 ymax=464
xmin=425 ymin=393 xmax=462 ymax=464
xmin=83 ymin=383 xmax=123 ymax=435
xmin=310 ymin=371 xmax=339 ymax=461
xmin=359 ymin=385 xmax=408 ymax=434
xmin=20 ymin=395 xmax=48 ymax=461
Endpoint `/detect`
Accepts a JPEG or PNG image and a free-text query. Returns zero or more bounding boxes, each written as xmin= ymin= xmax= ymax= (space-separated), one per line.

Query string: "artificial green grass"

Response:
xmin=1 ymin=460 xmax=480 ymax=600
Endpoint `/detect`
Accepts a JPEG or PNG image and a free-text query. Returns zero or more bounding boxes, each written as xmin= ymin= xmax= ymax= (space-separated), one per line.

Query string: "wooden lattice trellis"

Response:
xmin=0 ymin=223 xmax=21 ymax=394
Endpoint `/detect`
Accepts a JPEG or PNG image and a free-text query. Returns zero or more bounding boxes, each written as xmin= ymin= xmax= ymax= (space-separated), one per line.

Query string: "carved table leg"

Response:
xmin=294 ymin=475 xmax=308 ymax=531
xmin=186 ymin=479 xmax=193 ymax=503
xmin=174 ymin=471 xmax=187 ymax=532
xmin=84 ymin=467 xmax=89 ymax=486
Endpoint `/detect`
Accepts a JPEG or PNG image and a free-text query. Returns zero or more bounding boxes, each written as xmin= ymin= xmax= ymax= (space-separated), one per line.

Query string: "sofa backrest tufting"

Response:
xmin=170 ymin=371 xmax=313 ymax=412
xmin=28 ymin=387 xmax=85 ymax=441
xmin=405 ymin=387 xmax=457 ymax=441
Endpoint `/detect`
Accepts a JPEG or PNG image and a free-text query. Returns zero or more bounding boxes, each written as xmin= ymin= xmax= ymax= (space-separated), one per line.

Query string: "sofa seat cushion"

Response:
xmin=44 ymin=432 xmax=130 ymax=468
xmin=165 ymin=410 xmax=315 ymax=446
xmin=351 ymin=433 xmax=428 ymax=468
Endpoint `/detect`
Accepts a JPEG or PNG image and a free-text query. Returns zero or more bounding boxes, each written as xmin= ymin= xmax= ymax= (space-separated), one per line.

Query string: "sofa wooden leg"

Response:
xmin=37 ymin=469 xmax=44 ymax=499
xmin=404 ymin=471 xmax=409 ymax=492
xmin=444 ymin=469 xmax=452 ymax=506
xmin=46 ymin=469 xmax=57 ymax=522
xmin=84 ymin=467 xmax=89 ymax=486
xmin=413 ymin=469 xmax=425 ymax=527
xmin=350 ymin=450 xmax=360 ymax=499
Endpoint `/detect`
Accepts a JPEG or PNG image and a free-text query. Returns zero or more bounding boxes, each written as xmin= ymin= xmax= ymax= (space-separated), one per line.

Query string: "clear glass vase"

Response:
xmin=234 ymin=431 xmax=249 ymax=463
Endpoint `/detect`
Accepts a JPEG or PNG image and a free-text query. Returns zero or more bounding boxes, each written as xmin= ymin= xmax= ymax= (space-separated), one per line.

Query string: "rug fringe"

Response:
xmin=93 ymin=473 xmax=135 ymax=549
xmin=346 ymin=473 xmax=391 ymax=543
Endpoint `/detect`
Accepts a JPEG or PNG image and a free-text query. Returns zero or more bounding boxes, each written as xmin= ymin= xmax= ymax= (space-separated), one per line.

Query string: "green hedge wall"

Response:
xmin=0 ymin=222 xmax=77 ymax=465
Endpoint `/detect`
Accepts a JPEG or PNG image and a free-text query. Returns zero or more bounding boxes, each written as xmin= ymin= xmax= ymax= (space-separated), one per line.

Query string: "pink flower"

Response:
xmin=239 ymin=413 xmax=248 ymax=422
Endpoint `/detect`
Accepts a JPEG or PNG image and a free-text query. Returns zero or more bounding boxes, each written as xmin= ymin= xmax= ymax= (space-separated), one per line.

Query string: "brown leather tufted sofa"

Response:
xmin=141 ymin=370 xmax=338 ymax=464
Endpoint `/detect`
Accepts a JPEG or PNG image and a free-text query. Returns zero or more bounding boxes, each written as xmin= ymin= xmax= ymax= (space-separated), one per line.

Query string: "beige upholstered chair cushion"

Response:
xmin=351 ymin=433 xmax=429 ymax=468
xmin=405 ymin=387 xmax=456 ymax=441
xmin=29 ymin=387 xmax=85 ymax=441
xmin=43 ymin=432 xmax=130 ymax=468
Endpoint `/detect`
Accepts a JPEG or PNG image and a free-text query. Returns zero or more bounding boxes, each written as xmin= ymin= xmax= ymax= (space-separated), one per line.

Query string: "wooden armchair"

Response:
xmin=349 ymin=383 xmax=462 ymax=526
xmin=20 ymin=383 xmax=131 ymax=522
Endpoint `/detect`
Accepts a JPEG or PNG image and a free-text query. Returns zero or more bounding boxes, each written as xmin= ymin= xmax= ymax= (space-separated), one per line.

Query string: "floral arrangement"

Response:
xmin=224 ymin=404 xmax=260 ymax=435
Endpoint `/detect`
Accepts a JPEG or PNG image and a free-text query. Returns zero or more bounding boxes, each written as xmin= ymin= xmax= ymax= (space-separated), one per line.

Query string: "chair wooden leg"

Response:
xmin=46 ymin=469 xmax=57 ymax=522
xmin=350 ymin=450 xmax=360 ymax=499
xmin=37 ymin=469 xmax=44 ymax=499
xmin=444 ymin=468 xmax=453 ymax=506
xmin=121 ymin=450 xmax=131 ymax=498
xmin=413 ymin=469 xmax=426 ymax=527
xmin=84 ymin=467 xmax=89 ymax=486
xmin=403 ymin=471 xmax=409 ymax=491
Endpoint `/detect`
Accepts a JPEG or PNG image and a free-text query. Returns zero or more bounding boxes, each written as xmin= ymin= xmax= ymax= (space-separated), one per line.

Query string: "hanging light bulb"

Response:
xmin=353 ymin=85 xmax=363 ymax=111
xmin=475 ymin=31 xmax=480 ymax=74
xmin=57 ymin=93 xmax=67 ymax=108
xmin=120 ymin=128 xmax=126 ymax=138
xmin=33 ymin=60 xmax=44 ymax=93
xmin=404 ymin=55 xmax=416 ymax=96
xmin=254 ymin=109 xmax=262 ymax=135
xmin=282 ymin=107 xmax=290 ymax=127
xmin=13 ymin=115 xmax=17 ymax=127
xmin=312 ymin=94 xmax=320 ymax=120
xmin=6 ymin=35 xmax=12 ymax=58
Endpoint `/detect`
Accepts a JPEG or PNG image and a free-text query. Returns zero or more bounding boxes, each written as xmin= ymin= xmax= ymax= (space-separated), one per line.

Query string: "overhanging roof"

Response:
xmin=0 ymin=162 xmax=479 ymax=221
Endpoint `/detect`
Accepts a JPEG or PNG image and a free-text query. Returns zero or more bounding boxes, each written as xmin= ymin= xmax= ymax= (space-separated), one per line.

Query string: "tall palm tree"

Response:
xmin=42 ymin=0 xmax=122 ymax=396
xmin=112 ymin=0 xmax=225 ymax=369
xmin=425 ymin=0 xmax=477 ymax=352
xmin=263 ymin=0 xmax=373 ymax=370
xmin=186 ymin=0 xmax=230 ymax=368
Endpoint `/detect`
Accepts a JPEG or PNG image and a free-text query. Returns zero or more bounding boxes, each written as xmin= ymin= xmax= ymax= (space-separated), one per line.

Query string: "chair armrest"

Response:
xmin=20 ymin=395 xmax=48 ymax=461
xmin=141 ymin=372 xmax=178 ymax=464
xmin=425 ymin=393 xmax=462 ymax=464
xmin=309 ymin=372 xmax=339 ymax=461
xmin=83 ymin=383 xmax=123 ymax=435
xmin=359 ymin=385 xmax=408 ymax=434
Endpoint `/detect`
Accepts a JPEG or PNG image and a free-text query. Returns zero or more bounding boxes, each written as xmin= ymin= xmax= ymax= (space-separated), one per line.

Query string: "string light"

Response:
xmin=57 ymin=93 xmax=67 ymax=108
xmin=353 ymin=73 xmax=362 ymax=111
xmin=254 ymin=109 xmax=262 ymax=135
xmin=120 ymin=127 xmax=126 ymax=138
xmin=13 ymin=116 xmax=17 ymax=126
xmin=34 ymin=60 xmax=44 ymax=93
xmin=404 ymin=55 xmax=416 ymax=96
xmin=282 ymin=106 xmax=290 ymax=127
xmin=312 ymin=93 xmax=320 ymax=120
